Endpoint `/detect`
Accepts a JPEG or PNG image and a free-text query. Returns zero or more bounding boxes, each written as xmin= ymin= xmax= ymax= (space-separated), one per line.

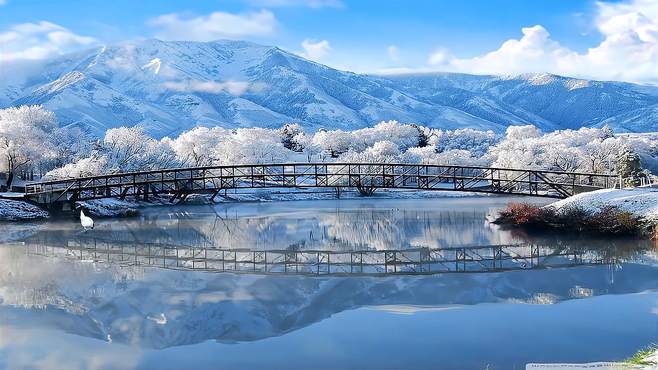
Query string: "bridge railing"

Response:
xmin=24 ymin=163 xmax=619 ymax=201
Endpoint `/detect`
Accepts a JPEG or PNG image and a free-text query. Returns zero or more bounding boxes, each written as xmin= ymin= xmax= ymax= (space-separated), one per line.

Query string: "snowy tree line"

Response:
xmin=1 ymin=105 xmax=657 ymax=187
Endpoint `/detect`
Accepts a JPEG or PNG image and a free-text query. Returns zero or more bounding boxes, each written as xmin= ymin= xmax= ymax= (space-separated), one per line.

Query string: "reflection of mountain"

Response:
xmin=19 ymin=200 xmax=520 ymax=251
xmin=1 ymin=246 xmax=657 ymax=349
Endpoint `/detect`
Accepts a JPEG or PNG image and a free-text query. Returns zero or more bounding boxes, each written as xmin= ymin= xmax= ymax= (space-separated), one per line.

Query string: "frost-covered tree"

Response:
xmin=617 ymin=147 xmax=642 ymax=184
xmin=341 ymin=141 xmax=401 ymax=163
xmin=601 ymin=124 xmax=615 ymax=140
xmin=102 ymin=127 xmax=179 ymax=172
xmin=39 ymin=119 xmax=658 ymax=183
xmin=213 ymin=128 xmax=290 ymax=164
xmin=45 ymin=156 xmax=109 ymax=179
xmin=0 ymin=105 xmax=60 ymax=187
xmin=412 ymin=124 xmax=430 ymax=148
xmin=351 ymin=121 xmax=420 ymax=151
xmin=279 ymin=123 xmax=305 ymax=152
xmin=432 ymin=128 xmax=498 ymax=157
xmin=165 ymin=127 xmax=228 ymax=167
xmin=311 ymin=129 xmax=352 ymax=158
xmin=46 ymin=127 xmax=179 ymax=179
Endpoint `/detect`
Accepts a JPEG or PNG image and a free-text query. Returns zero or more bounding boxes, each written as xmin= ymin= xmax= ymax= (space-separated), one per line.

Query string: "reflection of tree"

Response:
xmin=509 ymin=230 xmax=653 ymax=262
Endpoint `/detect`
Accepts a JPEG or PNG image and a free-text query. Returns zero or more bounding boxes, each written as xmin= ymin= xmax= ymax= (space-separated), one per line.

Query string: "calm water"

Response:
xmin=1 ymin=196 xmax=657 ymax=370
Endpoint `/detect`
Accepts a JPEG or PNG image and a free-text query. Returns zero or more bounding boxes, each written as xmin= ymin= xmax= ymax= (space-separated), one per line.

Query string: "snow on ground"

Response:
xmin=549 ymin=187 xmax=658 ymax=221
xmin=0 ymin=199 xmax=48 ymax=221
xmin=0 ymin=192 xmax=26 ymax=198
xmin=77 ymin=198 xmax=140 ymax=217
xmin=212 ymin=188 xmax=490 ymax=202
xmin=641 ymin=351 xmax=658 ymax=369
xmin=75 ymin=188 xmax=489 ymax=217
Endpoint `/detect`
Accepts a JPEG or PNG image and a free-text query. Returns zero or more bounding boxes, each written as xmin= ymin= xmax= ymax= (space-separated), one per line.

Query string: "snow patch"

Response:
xmin=548 ymin=188 xmax=658 ymax=221
xmin=142 ymin=58 xmax=162 ymax=74
xmin=0 ymin=199 xmax=48 ymax=221
xmin=77 ymin=198 xmax=139 ymax=217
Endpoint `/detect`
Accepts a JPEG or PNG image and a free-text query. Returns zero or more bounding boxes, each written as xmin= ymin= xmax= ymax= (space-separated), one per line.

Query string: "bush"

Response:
xmin=587 ymin=206 xmax=640 ymax=235
xmin=495 ymin=203 xmax=556 ymax=227
xmin=494 ymin=203 xmax=644 ymax=236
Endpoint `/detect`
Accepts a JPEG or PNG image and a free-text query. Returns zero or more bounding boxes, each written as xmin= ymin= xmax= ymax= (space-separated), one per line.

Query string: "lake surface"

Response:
xmin=1 ymin=195 xmax=657 ymax=370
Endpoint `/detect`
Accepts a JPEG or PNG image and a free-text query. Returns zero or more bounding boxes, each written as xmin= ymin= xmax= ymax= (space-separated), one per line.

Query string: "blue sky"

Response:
xmin=1 ymin=0 xmax=656 ymax=83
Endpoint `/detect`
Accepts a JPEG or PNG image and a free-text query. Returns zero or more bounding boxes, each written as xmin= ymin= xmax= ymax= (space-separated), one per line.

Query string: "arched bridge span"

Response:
xmin=23 ymin=163 xmax=618 ymax=206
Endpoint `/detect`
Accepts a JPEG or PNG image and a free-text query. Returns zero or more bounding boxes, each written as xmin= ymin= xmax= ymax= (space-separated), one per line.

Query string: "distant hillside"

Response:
xmin=2 ymin=39 xmax=657 ymax=137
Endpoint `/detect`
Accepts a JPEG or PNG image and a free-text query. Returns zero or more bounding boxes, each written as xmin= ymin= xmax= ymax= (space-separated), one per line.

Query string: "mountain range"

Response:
xmin=1 ymin=39 xmax=657 ymax=138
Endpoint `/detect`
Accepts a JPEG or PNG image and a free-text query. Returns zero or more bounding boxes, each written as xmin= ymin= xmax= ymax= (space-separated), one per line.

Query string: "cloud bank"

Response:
xmin=426 ymin=0 xmax=658 ymax=84
xmin=299 ymin=39 xmax=331 ymax=61
xmin=148 ymin=10 xmax=277 ymax=41
xmin=246 ymin=0 xmax=343 ymax=8
xmin=163 ymin=79 xmax=267 ymax=96
xmin=0 ymin=21 xmax=96 ymax=61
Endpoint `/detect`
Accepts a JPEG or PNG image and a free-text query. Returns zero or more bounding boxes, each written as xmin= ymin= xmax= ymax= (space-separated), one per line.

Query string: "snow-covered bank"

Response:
xmin=76 ymin=189 xmax=491 ymax=217
xmin=494 ymin=187 xmax=658 ymax=236
xmin=77 ymin=198 xmax=140 ymax=217
xmin=549 ymin=188 xmax=658 ymax=222
xmin=213 ymin=188 xmax=491 ymax=202
xmin=0 ymin=199 xmax=48 ymax=221
xmin=626 ymin=348 xmax=658 ymax=368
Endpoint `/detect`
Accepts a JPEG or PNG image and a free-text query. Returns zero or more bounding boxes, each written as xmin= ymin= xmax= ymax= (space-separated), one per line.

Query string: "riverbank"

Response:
xmin=0 ymin=199 xmax=49 ymax=221
xmin=494 ymin=187 xmax=658 ymax=237
xmin=550 ymin=187 xmax=658 ymax=222
xmin=35 ymin=188 xmax=494 ymax=219
xmin=627 ymin=347 xmax=658 ymax=368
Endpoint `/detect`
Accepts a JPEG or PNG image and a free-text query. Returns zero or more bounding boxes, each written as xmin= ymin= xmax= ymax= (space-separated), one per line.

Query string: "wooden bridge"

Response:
xmin=19 ymin=237 xmax=610 ymax=276
xmin=23 ymin=163 xmax=619 ymax=207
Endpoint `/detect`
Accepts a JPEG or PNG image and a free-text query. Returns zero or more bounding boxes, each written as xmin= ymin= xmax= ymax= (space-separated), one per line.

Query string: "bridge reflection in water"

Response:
xmin=22 ymin=237 xmax=611 ymax=276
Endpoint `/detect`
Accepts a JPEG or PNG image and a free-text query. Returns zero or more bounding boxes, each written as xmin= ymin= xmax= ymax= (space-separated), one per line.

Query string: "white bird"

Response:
xmin=80 ymin=210 xmax=94 ymax=230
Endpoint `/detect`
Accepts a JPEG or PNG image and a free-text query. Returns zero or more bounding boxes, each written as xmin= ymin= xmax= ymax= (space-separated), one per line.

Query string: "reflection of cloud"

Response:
xmin=368 ymin=305 xmax=463 ymax=315
xmin=0 ymin=325 xmax=142 ymax=370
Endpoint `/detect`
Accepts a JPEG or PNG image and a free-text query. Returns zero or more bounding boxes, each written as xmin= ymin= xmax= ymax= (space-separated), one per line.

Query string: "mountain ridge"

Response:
xmin=2 ymin=38 xmax=657 ymax=137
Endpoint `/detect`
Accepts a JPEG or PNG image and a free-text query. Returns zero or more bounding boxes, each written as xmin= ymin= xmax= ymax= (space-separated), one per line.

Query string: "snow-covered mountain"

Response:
xmin=2 ymin=39 xmax=658 ymax=137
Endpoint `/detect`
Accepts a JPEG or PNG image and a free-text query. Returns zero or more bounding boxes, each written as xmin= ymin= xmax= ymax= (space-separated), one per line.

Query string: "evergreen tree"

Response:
xmin=617 ymin=147 xmax=641 ymax=186
xmin=412 ymin=124 xmax=429 ymax=148
xmin=601 ymin=124 xmax=615 ymax=140
xmin=279 ymin=123 xmax=304 ymax=152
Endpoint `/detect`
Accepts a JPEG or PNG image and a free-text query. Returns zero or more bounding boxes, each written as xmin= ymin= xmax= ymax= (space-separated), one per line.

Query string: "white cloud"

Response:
xmin=387 ymin=45 xmax=400 ymax=62
xmin=163 ymin=79 xmax=267 ymax=96
xmin=0 ymin=21 xmax=96 ymax=61
xmin=299 ymin=39 xmax=331 ymax=61
xmin=425 ymin=0 xmax=658 ymax=84
xmin=148 ymin=10 xmax=277 ymax=41
xmin=247 ymin=0 xmax=343 ymax=8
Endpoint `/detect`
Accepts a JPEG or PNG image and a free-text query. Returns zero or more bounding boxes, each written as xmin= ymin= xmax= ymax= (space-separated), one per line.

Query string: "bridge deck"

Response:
xmin=23 ymin=163 xmax=619 ymax=204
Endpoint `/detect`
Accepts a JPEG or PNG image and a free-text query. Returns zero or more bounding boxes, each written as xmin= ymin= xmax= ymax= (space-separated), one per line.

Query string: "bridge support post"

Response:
xmin=119 ymin=187 xmax=130 ymax=200
xmin=209 ymin=189 xmax=222 ymax=203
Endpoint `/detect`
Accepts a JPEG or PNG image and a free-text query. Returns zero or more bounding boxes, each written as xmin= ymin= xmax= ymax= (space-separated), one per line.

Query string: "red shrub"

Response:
xmin=497 ymin=203 xmax=555 ymax=226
